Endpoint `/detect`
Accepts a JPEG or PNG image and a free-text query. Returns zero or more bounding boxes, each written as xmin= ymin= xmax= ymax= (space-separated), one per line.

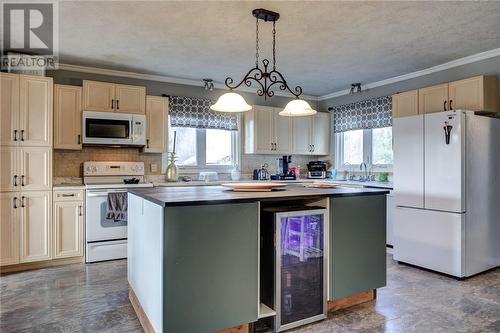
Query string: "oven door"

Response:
xmin=83 ymin=111 xmax=132 ymax=145
xmin=86 ymin=189 xmax=128 ymax=242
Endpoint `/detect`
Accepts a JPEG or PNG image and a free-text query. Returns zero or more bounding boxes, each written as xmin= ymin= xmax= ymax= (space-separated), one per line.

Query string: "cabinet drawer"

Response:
xmin=53 ymin=190 xmax=84 ymax=202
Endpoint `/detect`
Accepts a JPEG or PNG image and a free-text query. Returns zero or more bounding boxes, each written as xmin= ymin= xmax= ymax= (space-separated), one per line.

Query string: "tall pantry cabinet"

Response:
xmin=0 ymin=73 xmax=53 ymax=266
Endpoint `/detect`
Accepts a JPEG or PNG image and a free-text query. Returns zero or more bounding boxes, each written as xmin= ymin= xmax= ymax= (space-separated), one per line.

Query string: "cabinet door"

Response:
xmin=144 ymin=96 xmax=168 ymax=153
xmin=254 ymin=107 xmax=274 ymax=153
xmin=0 ymin=73 xmax=20 ymax=146
xmin=0 ymin=147 xmax=19 ymax=192
xmin=20 ymin=191 xmax=52 ymax=263
xmin=82 ymin=80 xmax=115 ymax=112
xmin=292 ymin=117 xmax=312 ymax=155
xmin=0 ymin=193 xmax=20 ymax=266
xmin=418 ymin=83 xmax=449 ymax=114
xmin=19 ymin=75 xmax=53 ymax=146
xmin=20 ymin=147 xmax=52 ymax=191
xmin=312 ymin=112 xmax=330 ymax=155
xmin=54 ymin=85 xmax=82 ymax=150
xmin=392 ymin=90 xmax=419 ymax=118
xmin=447 ymin=76 xmax=499 ymax=112
xmin=273 ymin=109 xmax=292 ymax=154
xmin=115 ymin=84 xmax=146 ymax=114
xmin=53 ymin=201 xmax=83 ymax=259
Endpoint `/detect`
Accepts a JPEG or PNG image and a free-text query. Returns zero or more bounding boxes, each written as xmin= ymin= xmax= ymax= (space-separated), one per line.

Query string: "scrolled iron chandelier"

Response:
xmin=211 ymin=8 xmax=316 ymax=116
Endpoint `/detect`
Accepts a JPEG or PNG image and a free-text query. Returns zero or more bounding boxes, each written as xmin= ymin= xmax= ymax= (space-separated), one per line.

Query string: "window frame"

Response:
xmin=335 ymin=127 xmax=393 ymax=172
xmin=164 ymin=116 xmax=241 ymax=174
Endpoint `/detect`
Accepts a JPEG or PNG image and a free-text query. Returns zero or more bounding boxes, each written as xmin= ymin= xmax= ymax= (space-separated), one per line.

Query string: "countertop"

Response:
xmin=129 ymin=184 xmax=390 ymax=207
xmin=154 ymin=179 xmax=393 ymax=189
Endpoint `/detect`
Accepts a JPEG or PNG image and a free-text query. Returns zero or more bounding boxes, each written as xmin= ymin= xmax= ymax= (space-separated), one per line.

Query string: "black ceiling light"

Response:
xmin=211 ymin=9 xmax=316 ymax=116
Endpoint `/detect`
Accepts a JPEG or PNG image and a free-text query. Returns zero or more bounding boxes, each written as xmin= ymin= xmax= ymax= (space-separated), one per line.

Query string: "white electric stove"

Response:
xmin=84 ymin=161 xmax=153 ymax=263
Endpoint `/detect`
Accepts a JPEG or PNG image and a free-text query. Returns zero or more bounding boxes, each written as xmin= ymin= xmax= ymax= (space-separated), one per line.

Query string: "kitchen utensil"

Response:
xmin=221 ymin=182 xmax=287 ymax=192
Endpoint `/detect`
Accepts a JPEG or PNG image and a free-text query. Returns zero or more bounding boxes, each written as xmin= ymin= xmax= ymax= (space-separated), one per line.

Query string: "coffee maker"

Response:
xmin=271 ymin=155 xmax=296 ymax=180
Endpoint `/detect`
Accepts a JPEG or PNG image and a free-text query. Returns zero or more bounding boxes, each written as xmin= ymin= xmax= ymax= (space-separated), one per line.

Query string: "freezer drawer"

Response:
xmin=393 ymin=207 xmax=464 ymax=277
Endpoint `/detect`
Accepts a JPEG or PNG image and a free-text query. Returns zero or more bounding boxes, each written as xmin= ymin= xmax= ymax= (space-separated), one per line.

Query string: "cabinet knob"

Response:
xmin=111 ymin=99 xmax=115 ymax=109
xmin=116 ymin=100 xmax=119 ymax=110
xmin=13 ymin=175 xmax=18 ymax=187
xmin=21 ymin=196 xmax=25 ymax=208
xmin=443 ymin=100 xmax=447 ymax=111
xmin=21 ymin=175 xmax=25 ymax=186
xmin=146 ymin=139 xmax=150 ymax=148
xmin=79 ymin=205 xmax=83 ymax=216
xmin=13 ymin=130 xmax=18 ymax=141
xmin=13 ymin=197 xmax=18 ymax=209
xmin=20 ymin=130 xmax=25 ymax=141
xmin=449 ymin=100 xmax=453 ymax=110
xmin=77 ymin=134 xmax=81 ymax=145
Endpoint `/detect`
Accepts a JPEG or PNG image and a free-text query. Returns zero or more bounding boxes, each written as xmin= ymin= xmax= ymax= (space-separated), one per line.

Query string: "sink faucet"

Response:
xmin=360 ymin=162 xmax=368 ymax=181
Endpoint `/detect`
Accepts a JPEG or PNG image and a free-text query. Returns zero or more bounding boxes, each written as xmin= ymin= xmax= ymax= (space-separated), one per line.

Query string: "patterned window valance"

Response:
xmin=168 ymin=96 xmax=238 ymax=131
xmin=331 ymin=96 xmax=392 ymax=133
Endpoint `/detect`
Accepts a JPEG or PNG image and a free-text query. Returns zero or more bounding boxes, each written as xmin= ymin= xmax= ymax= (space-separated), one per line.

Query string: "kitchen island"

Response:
xmin=128 ymin=185 xmax=389 ymax=333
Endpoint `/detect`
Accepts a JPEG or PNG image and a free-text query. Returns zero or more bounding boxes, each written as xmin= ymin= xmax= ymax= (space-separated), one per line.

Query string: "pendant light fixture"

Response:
xmin=211 ymin=8 xmax=315 ymax=116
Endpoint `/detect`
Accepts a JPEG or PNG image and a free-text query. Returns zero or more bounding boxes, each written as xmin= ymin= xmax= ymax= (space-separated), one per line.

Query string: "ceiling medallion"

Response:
xmin=211 ymin=8 xmax=316 ymax=116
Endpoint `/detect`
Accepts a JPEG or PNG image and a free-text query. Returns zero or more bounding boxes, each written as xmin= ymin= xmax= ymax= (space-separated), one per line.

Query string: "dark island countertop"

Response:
xmin=129 ymin=184 xmax=390 ymax=207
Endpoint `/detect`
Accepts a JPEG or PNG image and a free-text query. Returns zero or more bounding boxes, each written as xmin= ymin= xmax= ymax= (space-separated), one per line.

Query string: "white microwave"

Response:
xmin=82 ymin=111 xmax=146 ymax=146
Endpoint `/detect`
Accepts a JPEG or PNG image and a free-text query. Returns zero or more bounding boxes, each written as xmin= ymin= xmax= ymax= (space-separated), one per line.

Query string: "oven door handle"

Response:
xmin=87 ymin=190 xmax=128 ymax=197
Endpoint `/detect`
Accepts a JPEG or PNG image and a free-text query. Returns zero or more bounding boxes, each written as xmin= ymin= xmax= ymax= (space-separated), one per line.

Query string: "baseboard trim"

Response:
xmin=327 ymin=290 xmax=376 ymax=312
xmin=0 ymin=256 xmax=84 ymax=275
xmin=129 ymin=286 xmax=156 ymax=333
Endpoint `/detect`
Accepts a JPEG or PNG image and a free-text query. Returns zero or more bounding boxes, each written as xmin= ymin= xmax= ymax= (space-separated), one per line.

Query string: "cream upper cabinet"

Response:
xmin=448 ymin=76 xmax=498 ymax=113
xmin=0 ymin=147 xmax=18 ymax=192
xmin=115 ymin=84 xmax=146 ymax=114
xmin=244 ymin=106 xmax=274 ymax=154
xmin=311 ymin=112 xmax=330 ymax=155
xmin=83 ymin=80 xmax=115 ymax=112
xmin=0 ymin=192 xmax=20 ymax=266
xmin=273 ymin=108 xmax=292 ymax=154
xmin=0 ymin=73 xmax=20 ymax=146
xmin=419 ymin=83 xmax=449 ymax=114
xmin=19 ymin=147 xmax=52 ymax=191
xmin=143 ymin=96 xmax=168 ymax=153
xmin=19 ymin=75 xmax=53 ymax=147
xmin=54 ymin=85 xmax=82 ymax=150
xmin=292 ymin=116 xmax=312 ymax=155
xmin=19 ymin=191 xmax=52 ymax=263
xmin=53 ymin=199 xmax=83 ymax=259
xmin=392 ymin=90 xmax=419 ymax=118
xmin=83 ymin=80 xmax=146 ymax=114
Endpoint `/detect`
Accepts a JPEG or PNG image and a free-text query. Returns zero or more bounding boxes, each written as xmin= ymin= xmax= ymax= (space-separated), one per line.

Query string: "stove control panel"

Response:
xmin=83 ymin=161 xmax=145 ymax=176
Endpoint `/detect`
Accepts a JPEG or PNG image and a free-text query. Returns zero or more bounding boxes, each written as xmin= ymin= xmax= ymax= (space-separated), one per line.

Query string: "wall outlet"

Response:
xmin=150 ymin=163 xmax=158 ymax=173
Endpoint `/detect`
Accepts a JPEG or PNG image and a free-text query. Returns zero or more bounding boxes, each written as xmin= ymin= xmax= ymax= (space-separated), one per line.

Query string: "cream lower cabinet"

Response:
xmin=0 ymin=147 xmax=52 ymax=192
xmin=0 ymin=193 xmax=20 ymax=265
xmin=143 ymin=96 xmax=168 ymax=153
xmin=54 ymin=85 xmax=82 ymax=150
xmin=19 ymin=191 xmax=52 ymax=263
xmin=53 ymin=190 xmax=84 ymax=259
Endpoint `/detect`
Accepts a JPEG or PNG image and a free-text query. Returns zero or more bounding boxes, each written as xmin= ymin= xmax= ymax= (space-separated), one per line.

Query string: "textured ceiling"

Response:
xmin=58 ymin=1 xmax=500 ymax=96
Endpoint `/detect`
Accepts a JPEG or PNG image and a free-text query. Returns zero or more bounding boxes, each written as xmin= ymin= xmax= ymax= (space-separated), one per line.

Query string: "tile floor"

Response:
xmin=1 ymin=255 xmax=498 ymax=333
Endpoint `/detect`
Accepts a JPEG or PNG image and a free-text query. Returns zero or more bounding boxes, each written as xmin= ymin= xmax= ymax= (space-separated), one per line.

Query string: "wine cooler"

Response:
xmin=260 ymin=207 xmax=328 ymax=332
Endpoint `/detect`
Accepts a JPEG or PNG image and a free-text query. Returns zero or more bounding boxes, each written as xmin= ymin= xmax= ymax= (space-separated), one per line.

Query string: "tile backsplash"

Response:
xmin=53 ymin=147 xmax=162 ymax=178
xmin=54 ymin=147 xmax=328 ymax=180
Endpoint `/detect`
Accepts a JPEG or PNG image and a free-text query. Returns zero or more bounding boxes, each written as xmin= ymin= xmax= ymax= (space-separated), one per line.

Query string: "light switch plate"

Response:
xmin=150 ymin=163 xmax=158 ymax=173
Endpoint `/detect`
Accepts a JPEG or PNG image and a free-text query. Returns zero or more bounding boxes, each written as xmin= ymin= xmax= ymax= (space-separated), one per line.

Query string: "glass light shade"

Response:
xmin=279 ymin=99 xmax=317 ymax=116
xmin=210 ymin=92 xmax=252 ymax=112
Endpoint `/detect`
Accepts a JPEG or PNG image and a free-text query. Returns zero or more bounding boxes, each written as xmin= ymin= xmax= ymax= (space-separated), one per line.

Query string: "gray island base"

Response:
xmin=128 ymin=185 xmax=388 ymax=333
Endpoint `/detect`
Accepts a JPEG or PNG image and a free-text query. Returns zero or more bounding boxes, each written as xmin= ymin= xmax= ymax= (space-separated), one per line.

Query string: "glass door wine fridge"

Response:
xmin=261 ymin=207 xmax=328 ymax=332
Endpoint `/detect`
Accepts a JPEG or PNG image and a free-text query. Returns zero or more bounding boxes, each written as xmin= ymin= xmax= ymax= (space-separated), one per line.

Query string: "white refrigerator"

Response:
xmin=393 ymin=110 xmax=500 ymax=277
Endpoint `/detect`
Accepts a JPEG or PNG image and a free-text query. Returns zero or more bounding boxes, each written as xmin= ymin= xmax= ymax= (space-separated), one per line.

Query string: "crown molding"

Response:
xmin=317 ymin=47 xmax=500 ymax=101
xmin=57 ymin=63 xmax=318 ymax=101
